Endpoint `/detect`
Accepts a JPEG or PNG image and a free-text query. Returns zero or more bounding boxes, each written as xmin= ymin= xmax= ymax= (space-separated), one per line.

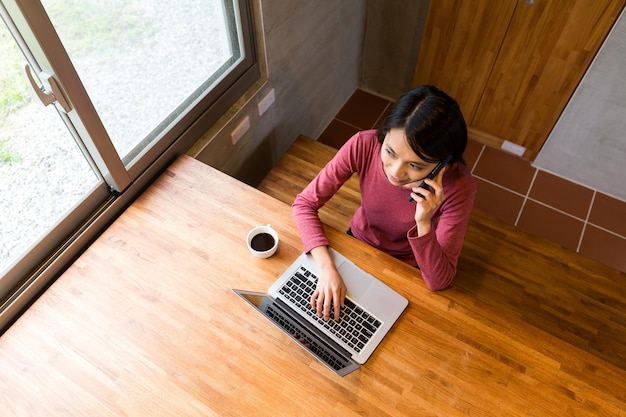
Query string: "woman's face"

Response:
xmin=381 ymin=128 xmax=439 ymax=188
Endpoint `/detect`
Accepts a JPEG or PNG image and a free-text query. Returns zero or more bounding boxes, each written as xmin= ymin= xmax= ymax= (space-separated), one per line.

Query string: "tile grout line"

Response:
xmin=582 ymin=218 xmax=626 ymax=240
xmin=334 ymin=117 xmax=373 ymax=132
xmin=474 ymin=174 xmax=626 ymax=241
xmin=469 ymin=143 xmax=486 ymax=174
xmin=514 ymin=168 xmax=539 ymax=227
xmin=576 ymin=191 xmax=597 ymax=252
xmin=372 ymin=103 xmax=392 ymax=129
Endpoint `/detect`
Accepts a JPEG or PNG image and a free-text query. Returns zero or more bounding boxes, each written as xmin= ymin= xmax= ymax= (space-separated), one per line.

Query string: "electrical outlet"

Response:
xmin=231 ymin=115 xmax=250 ymax=145
xmin=258 ymin=88 xmax=275 ymax=116
xmin=501 ymin=140 xmax=526 ymax=157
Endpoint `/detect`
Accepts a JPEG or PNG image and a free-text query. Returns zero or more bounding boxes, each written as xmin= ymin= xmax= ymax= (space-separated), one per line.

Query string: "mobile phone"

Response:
xmin=408 ymin=154 xmax=453 ymax=202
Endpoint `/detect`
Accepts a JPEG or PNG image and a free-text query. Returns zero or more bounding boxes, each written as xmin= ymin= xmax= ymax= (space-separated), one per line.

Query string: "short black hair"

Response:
xmin=377 ymin=85 xmax=467 ymax=164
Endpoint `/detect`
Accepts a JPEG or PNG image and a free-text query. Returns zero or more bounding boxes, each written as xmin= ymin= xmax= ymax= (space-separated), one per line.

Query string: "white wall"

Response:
xmin=535 ymin=8 xmax=626 ymax=202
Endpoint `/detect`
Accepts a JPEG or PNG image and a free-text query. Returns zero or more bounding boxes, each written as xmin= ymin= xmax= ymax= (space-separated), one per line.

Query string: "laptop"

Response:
xmin=233 ymin=248 xmax=408 ymax=376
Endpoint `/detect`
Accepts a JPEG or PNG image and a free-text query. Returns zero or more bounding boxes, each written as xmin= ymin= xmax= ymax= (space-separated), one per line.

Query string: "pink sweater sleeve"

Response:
xmin=291 ymin=135 xmax=360 ymax=253
xmin=407 ymin=168 xmax=476 ymax=290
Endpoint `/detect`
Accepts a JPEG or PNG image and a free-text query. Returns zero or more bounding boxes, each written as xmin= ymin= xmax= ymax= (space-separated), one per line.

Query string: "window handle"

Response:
xmin=24 ymin=64 xmax=72 ymax=113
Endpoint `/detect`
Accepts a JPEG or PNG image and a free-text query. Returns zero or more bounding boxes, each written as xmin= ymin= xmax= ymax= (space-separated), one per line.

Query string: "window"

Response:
xmin=0 ymin=0 xmax=258 ymax=328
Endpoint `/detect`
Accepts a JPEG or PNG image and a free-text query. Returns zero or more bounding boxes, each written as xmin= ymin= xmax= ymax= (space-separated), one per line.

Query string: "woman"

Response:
xmin=292 ymin=85 xmax=476 ymax=321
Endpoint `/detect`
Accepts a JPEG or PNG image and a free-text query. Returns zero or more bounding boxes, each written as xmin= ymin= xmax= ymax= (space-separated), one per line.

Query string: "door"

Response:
xmin=471 ymin=0 xmax=625 ymax=159
xmin=412 ymin=0 xmax=517 ymax=123
xmin=413 ymin=0 xmax=625 ymax=159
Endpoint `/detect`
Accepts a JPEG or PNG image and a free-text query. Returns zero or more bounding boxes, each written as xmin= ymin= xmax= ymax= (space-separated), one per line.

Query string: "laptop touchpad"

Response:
xmin=337 ymin=262 xmax=373 ymax=300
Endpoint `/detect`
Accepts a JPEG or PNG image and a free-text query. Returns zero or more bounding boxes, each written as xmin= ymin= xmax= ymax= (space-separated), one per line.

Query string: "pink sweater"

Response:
xmin=292 ymin=130 xmax=477 ymax=290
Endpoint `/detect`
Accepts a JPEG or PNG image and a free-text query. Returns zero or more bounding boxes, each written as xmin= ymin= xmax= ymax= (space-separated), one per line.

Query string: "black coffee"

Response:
xmin=251 ymin=232 xmax=275 ymax=252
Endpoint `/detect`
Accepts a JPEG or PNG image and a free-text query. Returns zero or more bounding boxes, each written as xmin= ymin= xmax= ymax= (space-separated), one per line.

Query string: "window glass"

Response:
xmin=0 ymin=19 xmax=99 ymax=275
xmin=41 ymin=0 xmax=240 ymax=163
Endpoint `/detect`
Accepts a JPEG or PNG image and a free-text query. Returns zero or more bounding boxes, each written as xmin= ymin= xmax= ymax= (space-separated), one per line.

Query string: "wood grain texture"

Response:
xmin=471 ymin=0 xmax=626 ymax=159
xmin=412 ymin=0 xmax=518 ymax=122
xmin=1 ymin=146 xmax=625 ymax=416
xmin=257 ymin=136 xmax=361 ymax=233
xmin=413 ymin=0 xmax=626 ymax=159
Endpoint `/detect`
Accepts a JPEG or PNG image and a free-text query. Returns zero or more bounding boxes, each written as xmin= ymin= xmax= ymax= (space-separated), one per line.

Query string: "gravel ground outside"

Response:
xmin=1 ymin=0 xmax=229 ymax=272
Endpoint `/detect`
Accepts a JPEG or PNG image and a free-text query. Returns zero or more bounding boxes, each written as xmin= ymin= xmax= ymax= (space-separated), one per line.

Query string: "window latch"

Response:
xmin=24 ymin=64 xmax=72 ymax=113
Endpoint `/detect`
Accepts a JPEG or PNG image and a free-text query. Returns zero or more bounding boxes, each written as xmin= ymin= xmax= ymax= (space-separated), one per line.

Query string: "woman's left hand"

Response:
xmin=409 ymin=167 xmax=446 ymax=236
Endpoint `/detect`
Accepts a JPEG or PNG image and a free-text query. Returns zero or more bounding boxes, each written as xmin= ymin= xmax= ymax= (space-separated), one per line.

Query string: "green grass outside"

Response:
xmin=0 ymin=0 xmax=150 ymax=162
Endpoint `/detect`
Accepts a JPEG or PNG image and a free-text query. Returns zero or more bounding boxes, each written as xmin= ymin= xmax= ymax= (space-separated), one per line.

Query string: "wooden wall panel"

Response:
xmin=412 ymin=0 xmax=517 ymax=121
xmin=472 ymin=0 xmax=626 ymax=159
xmin=413 ymin=0 xmax=625 ymax=160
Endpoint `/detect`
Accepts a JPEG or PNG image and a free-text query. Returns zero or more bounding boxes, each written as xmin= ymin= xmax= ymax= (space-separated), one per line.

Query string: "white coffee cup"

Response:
xmin=246 ymin=224 xmax=279 ymax=258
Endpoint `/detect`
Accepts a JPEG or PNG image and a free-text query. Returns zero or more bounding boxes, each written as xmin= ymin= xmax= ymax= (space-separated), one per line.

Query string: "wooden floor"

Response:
xmin=258 ymin=135 xmax=626 ymax=373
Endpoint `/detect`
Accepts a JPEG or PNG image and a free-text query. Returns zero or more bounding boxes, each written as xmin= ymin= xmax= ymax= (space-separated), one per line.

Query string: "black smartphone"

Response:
xmin=408 ymin=154 xmax=453 ymax=202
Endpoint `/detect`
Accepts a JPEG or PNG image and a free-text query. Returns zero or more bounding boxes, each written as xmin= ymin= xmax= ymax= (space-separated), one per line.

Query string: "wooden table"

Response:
xmin=1 ymin=154 xmax=625 ymax=416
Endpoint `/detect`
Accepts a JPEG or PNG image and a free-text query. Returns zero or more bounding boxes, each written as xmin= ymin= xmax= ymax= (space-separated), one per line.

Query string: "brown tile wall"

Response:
xmin=318 ymin=89 xmax=626 ymax=274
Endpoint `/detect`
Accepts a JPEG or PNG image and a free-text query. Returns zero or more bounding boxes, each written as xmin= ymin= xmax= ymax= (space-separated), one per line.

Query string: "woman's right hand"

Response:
xmin=309 ymin=246 xmax=346 ymax=321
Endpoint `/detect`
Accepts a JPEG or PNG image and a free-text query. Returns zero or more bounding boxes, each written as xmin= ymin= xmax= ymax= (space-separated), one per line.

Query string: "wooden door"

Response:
xmin=472 ymin=0 xmax=625 ymax=159
xmin=412 ymin=0 xmax=517 ymax=122
xmin=413 ymin=0 xmax=626 ymax=159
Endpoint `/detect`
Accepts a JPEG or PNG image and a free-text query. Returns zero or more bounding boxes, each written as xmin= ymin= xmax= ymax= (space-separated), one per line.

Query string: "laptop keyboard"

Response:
xmin=278 ymin=265 xmax=382 ymax=353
